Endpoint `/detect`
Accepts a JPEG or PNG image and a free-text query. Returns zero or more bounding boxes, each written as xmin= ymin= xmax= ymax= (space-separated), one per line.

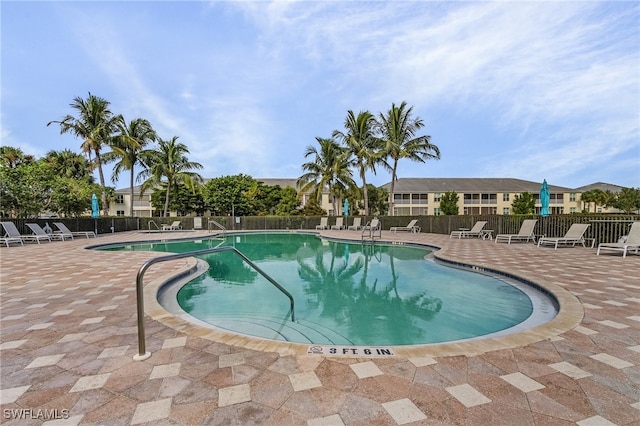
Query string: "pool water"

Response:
xmin=106 ymin=232 xmax=556 ymax=346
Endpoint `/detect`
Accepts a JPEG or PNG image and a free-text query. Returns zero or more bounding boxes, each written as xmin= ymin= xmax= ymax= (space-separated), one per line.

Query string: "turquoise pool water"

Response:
xmin=104 ymin=232 xmax=557 ymax=346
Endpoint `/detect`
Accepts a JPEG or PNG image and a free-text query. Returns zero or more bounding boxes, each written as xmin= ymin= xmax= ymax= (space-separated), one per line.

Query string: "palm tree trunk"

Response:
xmin=361 ymin=170 xmax=369 ymax=216
xmin=388 ymin=160 xmax=399 ymax=216
xmin=129 ymin=169 xmax=135 ymax=217
xmin=164 ymin=181 xmax=171 ymax=217
xmin=94 ymin=151 xmax=108 ymax=216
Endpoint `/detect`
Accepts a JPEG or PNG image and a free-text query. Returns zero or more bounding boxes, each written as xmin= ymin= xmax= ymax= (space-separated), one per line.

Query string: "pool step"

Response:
xmin=192 ymin=312 xmax=354 ymax=345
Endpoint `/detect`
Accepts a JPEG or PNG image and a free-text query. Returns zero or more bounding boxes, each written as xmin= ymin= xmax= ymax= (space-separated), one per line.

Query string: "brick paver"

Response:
xmin=1 ymin=229 xmax=638 ymax=425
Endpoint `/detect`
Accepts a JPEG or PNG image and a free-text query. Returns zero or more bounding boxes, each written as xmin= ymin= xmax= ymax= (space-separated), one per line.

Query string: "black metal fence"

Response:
xmin=4 ymin=214 xmax=638 ymax=246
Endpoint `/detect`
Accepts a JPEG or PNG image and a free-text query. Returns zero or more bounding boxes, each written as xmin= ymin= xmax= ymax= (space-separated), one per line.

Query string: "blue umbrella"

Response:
xmin=540 ymin=179 xmax=550 ymax=217
xmin=91 ymin=193 xmax=100 ymax=218
xmin=343 ymin=198 xmax=349 ymax=216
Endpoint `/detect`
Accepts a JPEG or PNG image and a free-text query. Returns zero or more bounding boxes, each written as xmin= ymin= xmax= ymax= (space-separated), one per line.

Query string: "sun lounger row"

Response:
xmin=316 ymin=218 xmax=422 ymax=233
xmin=1 ymin=221 xmax=96 ymax=246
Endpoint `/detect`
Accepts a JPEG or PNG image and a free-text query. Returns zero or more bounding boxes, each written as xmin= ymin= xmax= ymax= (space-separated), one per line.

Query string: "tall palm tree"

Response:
xmin=48 ymin=93 xmax=121 ymax=215
xmin=377 ymin=101 xmax=440 ymax=215
xmin=104 ymin=118 xmax=157 ymax=216
xmin=139 ymin=136 xmax=203 ymax=217
xmin=332 ymin=110 xmax=380 ymax=216
xmin=297 ymin=137 xmax=355 ymax=215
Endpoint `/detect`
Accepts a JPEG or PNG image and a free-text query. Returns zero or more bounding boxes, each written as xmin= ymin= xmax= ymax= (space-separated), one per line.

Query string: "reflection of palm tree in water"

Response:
xmin=298 ymin=242 xmax=443 ymax=344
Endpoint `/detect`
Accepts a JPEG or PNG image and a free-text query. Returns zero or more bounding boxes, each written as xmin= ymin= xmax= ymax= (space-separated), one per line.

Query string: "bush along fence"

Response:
xmin=5 ymin=214 xmax=638 ymax=247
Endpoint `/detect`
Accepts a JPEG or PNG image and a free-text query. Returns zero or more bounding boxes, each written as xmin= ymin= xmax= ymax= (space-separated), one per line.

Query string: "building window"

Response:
xmin=411 ymin=207 xmax=427 ymax=215
xmin=481 ymin=193 xmax=497 ymax=204
xmin=503 ymin=193 xmax=510 ymax=202
xmin=411 ymin=193 xmax=428 ymax=204
xmin=116 ymin=210 xmax=125 ymax=217
xmin=434 ymin=208 xmax=441 ymax=216
xmin=393 ymin=194 xmax=411 ymax=204
xmin=503 ymin=207 xmax=510 ymax=215
xmin=393 ymin=206 xmax=411 ymax=215
xmin=434 ymin=193 xmax=441 ymax=202
xmin=116 ymin=194 xmax=124 ymax=204
xmin=570 ymin=207 xmax=577 ymax=213
xmin=570 ymin=193 xmax=576 ymax=202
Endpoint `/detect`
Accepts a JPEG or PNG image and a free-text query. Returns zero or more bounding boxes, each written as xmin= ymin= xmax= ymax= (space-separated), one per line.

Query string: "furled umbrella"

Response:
xmin=343 ymin=198 xmax=349 ymax=217
xmin=540 ymin=179 xmax=550 ymax=217
xmin=91 ymin=193 xmax=100 ymax=218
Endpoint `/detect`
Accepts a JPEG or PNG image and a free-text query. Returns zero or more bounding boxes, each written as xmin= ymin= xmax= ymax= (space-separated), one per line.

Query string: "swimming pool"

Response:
xmin=104 ymin=232 xmax=558 ymax=346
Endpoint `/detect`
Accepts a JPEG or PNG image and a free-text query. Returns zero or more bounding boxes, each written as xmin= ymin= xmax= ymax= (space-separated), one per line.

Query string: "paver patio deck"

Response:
xmin=0 ymin=229 xmax=638 ymax=425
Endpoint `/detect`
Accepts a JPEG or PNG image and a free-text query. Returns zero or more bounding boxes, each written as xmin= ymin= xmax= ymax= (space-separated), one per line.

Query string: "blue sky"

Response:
xmin=2 ymin=1 xmax=639 ymax=190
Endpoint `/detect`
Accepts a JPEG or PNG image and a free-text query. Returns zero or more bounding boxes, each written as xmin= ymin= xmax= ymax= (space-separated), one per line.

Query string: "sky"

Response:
xmin=2 ymin=1 xmax=639 ymax=191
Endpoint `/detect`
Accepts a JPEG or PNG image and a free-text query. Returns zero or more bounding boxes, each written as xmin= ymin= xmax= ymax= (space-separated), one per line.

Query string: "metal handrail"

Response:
xmin=208 ymin=220 xmax=226 ymax=235
xmin=134 ymin=245 xmax=295 ymax=360
xmin=148 ymin=220 xmax=160 ymax=231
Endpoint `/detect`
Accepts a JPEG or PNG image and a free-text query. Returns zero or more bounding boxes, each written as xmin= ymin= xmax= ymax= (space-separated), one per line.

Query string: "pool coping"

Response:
xmin=135 ymin=231 xmax=584 ymax=359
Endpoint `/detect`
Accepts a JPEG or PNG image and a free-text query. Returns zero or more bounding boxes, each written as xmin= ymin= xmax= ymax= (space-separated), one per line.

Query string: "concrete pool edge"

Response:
xmin=138 ymin=232 xmax=585 ymax=359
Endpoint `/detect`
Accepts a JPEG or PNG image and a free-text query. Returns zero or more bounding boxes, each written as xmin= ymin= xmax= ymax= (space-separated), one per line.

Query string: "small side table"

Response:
xmin=480 ymin=230 xmax=494 ymax=240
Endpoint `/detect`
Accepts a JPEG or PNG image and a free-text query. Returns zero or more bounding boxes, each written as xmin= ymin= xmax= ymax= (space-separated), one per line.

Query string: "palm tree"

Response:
xmin=45 ymin=149 xmax=93 ymax=181
xmin=139 ymin=136 xmax=203 ymax=217
xmin=104 ymin=118 xmax=157 ymax=216
xmin=48 ymin=93 xmax=121 ymax=215
xmin=376 ymin=101 xmax=440 ymax=215
xmin=332 ymin=110 xmax=380 ymax=216
xmin=297 ymin=137 xmax=355 ymax=215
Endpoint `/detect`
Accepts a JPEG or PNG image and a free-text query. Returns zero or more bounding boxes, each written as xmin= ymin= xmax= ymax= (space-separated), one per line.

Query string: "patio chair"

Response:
xmin=362 ymin=218 xmax=381 ymax=238
xmin=331 ymin=217 xmax=345 ymax=230
xmin=0 ymin=222 xmax=24 ymax=247
xmin=53 ymin=222 xmax=96 ymax=238
xmin=537 ymin=223 xmax=590 ymax=249
xmin=450 ymin=221 xmax=487 ymax=239
xmin=390 ymin=219 xmax=420 ymax=234
xmin=162 ymin=220 xmax=182 ymax=231
xmin=26 ymin=223 xmax=66 ymax=242
xmin=315 ymin=217 xmax=329 ymax=230
xmin=495 ymin=219 xmax=538 ymax=244
xmin=597 ymin=221 xmax=640 ymax=258
xmin=347 ymin=217 xmax=362 ymax=231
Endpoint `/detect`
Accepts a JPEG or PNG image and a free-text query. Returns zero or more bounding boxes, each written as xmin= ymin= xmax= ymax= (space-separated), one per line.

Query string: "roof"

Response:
xmin=574 ymin=182 xmax=626 ymax=193
xmin=380 ymin=178 xmax=575 ymax=193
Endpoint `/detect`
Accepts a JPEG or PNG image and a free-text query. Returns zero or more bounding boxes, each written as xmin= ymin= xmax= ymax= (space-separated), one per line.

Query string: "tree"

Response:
xmin=580 ymin=189 xmax=609 ymax=213
xmin=333 ymin=110 xmax=380 ymax=216
xmin=376 ymin=102 xmax=440 ymax=215
xmin=275 ymin=186 xmax=301 ymax=216
xmin=0 ymin=158 xmax=53 ymax=218
xmin=104 ymin=117 xmax=157 ymax=216
xmin=610 ymin=187 xmax=640 ymax=213
xmin=439 ymin=191 xmax=459 ymax=215
xmin=512 ymin=192 xmax=535 ymax=215
xmin=48 ymin=93 xmax=121 ymax=215
xmin=139 ymin=136 xmax=203 ymax=217
xmin=298 ymin=137 xmax=356 ymax=215
xmin=203 ymin=174 xmax=256 ymax=216
xmin=50 ymin=177 xmax=101 ymax=217
xmin=359 ymin=184 xmax=388 ymax=216
xmin=45 ymin=149 xmax=93 ymax=181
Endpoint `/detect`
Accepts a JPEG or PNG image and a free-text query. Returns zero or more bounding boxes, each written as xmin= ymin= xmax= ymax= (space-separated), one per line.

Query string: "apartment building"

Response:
xmin=108 ymin=177 xmax=613 ymax=217
xmin=381 ymin=178 xmax=582 ymax=216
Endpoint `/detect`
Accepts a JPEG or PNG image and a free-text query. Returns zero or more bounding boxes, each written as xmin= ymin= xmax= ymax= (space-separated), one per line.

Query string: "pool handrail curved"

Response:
xmin=134 ymin=245 xmax=295 ymax=361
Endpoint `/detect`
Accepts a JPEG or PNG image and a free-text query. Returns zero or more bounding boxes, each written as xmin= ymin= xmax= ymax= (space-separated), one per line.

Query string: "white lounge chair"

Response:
xmin=450 ymin=221 xmax=487 ymax=239
xmin=0 ymin=222 xmax=24 ymax=247
xmin=53 ymin=222 xmax=96 ymax=238
xmin=26 ymin=223 xmax=66 ymax=242
xmin=347 ymin=217 xmax=362 ymax=231
xmin=315 ymin=217 xmax=329 ymax=230
xmin=362 ymin=218 xmax=381 ymax=238
xmin=390 ymin=219 xmax=420 ymax=234
xmin=537 ymin=223 xmax=590 ymax=249
xmin=597 ymin=221 xmax=640 ymax=258
xmin=495 ymin=219 xmax=538 ymax=244
xmin=162 ymin=220 xmax=182 ymax=230
xmin=331 ymin=217 xmax=345 ymax=230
